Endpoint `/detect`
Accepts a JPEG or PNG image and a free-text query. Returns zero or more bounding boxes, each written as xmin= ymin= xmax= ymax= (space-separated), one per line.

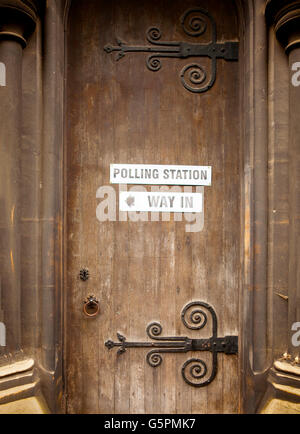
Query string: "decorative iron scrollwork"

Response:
xmin=105 ymin=301 xmax=238 ymax=387
xmin=104 ymin=8 xmax=239 ymax=93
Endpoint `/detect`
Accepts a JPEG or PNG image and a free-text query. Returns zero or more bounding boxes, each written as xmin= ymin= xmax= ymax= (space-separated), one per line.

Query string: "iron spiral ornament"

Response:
xmin=104 ymin=7 xmax=239 ymax=93
xmin=105 ymin=301 xmax=238 ymax=387
xmin=180 ymin=8 xmax=208 ymax=37
xmin=181 ymin=301 xmax=208 ymax=330
xmin=147 ymin=322 xmax=163 ymax=339
xmin=147 ymin=351 xmax=163 ymax=368
xmin=182 ymin=358 xmax=208 ymax=387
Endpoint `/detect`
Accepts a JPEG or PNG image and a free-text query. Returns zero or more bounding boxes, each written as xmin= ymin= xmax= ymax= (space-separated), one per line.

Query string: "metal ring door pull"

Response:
xmin=83 ymin=295 xmax=100 ymax=317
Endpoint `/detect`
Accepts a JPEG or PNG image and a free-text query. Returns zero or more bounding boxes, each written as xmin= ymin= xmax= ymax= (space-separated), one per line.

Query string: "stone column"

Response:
xmin=0 ymin=0 xmax=38 ymax=358
xmin=266 ymin=0 xmax=300 ymax=363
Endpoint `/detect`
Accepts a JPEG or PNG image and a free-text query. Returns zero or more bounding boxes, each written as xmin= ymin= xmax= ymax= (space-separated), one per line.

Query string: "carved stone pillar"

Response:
xmin=266 ymin=0 xmax=300 ymax=359
xmin=0 ymin=0 xmax=38 ymax=358
xmin=263 ymin=0 xmax=300 ymax=412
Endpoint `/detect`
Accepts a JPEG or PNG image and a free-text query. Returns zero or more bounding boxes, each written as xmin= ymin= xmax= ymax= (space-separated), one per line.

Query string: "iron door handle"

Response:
xmin=83 ymin=295 xmax=100 ymax=317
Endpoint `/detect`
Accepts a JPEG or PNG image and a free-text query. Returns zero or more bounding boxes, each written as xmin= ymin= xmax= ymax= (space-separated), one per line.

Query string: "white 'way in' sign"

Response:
xmin=120 ymin=191 xmax=203 ymax=213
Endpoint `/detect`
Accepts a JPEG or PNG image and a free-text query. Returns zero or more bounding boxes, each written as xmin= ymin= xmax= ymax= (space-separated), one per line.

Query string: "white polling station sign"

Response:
xmin=119 ymin=191 xmax=203 ymax=213
xmin=110 ymin=164 xmax=211 ymax=186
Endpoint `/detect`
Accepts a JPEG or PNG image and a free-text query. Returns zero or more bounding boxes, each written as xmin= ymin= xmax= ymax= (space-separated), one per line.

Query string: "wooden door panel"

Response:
xmin=66 ymin=0 xmax=240 ymax=414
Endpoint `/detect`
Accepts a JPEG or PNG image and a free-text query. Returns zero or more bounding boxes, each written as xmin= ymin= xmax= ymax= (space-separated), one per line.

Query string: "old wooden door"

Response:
xmin=66 ymin=0 xmax=241 ymax=414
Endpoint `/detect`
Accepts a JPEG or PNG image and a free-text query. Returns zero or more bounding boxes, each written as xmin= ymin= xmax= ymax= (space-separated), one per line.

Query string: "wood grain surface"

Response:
xmin=66 ymin=0 xmax=240 ymax=414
